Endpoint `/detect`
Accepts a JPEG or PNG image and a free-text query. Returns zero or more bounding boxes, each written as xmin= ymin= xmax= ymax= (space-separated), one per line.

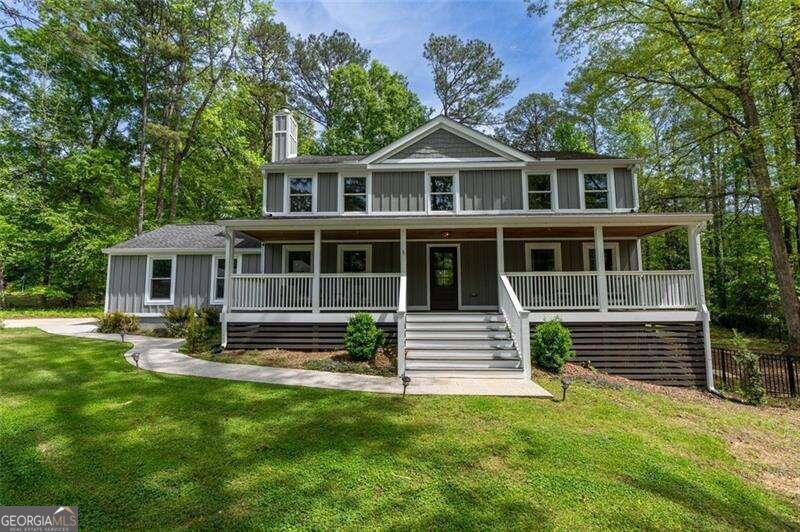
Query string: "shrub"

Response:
xmin=163 ymin=306 xmax=195 ymax=337
xmin=199 ymin=307 xmax=221 ymax=327
xmin=0 ymin=285 xmax=71 ymax=308
xmin=344 ymin=312 xmax=384 ymax=361
xmin=183 ymin=313 xmax=208 ymax=353
xmin=97 ymin=311 xmax=139 ymax=334
xmin=731 ymin=330 xmax=766 ymax=405
xmin=532 ymin=318 xmax=575 ymax=372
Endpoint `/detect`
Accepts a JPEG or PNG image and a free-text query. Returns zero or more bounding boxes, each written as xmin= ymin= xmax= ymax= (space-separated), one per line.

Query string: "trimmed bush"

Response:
xmin=163 ymin=306 xmax=195 ymax=337
xmin=344 ymin=313 xmax=384 ymax=361
xmin=731 ymin=331 xmax=766 ymax=405
xmin=199 ymin=307 xmax=221 ymax=327
xmin=183 ymin=313 xmax=208 ymax=354
xmin=97 ymin=311 xmax=139 ymax=334
xmin=532 ymin=318 xmax=575 ymax=372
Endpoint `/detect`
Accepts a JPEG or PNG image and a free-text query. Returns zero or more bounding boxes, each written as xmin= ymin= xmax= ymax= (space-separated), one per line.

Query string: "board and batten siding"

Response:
xmin=614 ymin=167 xmax=635 ymax=209
xmin=371 ymin=171 xmax=425 ymax=212
xmin=557 ymin=168 xmax=581 ymax=209
xmin=459 ymin=169 xmax=522 ymax=211
xmin=388 ymin=129 xmax=499 ymax=160
xmin=317 ymin=172 xmax=338 ymax=212
xmin=504 ymin=240 xmax=640 ymax=272
xmin=265 ymin=172 xmax=284 ymax=212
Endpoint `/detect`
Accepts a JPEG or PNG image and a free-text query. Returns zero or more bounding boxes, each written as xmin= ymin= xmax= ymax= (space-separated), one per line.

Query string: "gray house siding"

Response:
xmin=459 ymin=169 xmax=522 ymax=211
xmin=614 ymin=167 xmax=635 ymax=209
xmin=240 ymin=253 xmax=262 ymax=274
xmin=407 ymin=242 xmax=427 ymax=307
xmin=557 ymin=169 xmax=580 ymax=209
xmin=264 ymin=244 xmax=282 ymax=273
xmin=372 ymin=171 xmax=425 ymax=212
xmin=503 ymin=239 xmax=640 ymax=272
xmin=389 ymin=129 xmax=499 ymax=159
xmin=318 ymin=172 xmax=338 ymax=212
xmin=265 ymin=173 xmax=284 ymax=212
xmin=460 ymin=241 xmax=498 ymax=306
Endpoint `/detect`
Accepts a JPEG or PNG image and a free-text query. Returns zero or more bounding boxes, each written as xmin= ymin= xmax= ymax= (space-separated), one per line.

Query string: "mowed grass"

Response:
xmin=1 ymin=329 xmax=798 ymax=530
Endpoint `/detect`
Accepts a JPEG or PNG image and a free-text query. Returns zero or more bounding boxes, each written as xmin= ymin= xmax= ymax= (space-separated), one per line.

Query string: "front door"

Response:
xmin=429 ymin=247 xmax=459 ymax=311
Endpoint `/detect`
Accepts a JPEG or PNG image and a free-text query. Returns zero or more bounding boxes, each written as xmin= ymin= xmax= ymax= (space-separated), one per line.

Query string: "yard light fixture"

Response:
xmin=131 ymin=351 xmax=141 ymax=369
xmin=560 ymin=376 xmax=572 ymax=402
xmin=401 ymin=374 xmax=411 ymax=397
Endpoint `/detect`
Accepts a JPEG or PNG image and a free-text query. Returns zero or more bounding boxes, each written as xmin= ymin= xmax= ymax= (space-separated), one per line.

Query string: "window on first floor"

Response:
xmin=283 ymin=245 xmax=313 ymax=273
xmin=583 ymin=173 xmax=609 ymax=209
xmin=337 ymin=245 xmax=372 ymax=273
xmin=583 ymin=242 xmax=620 ymax=271
xmin=289 ymin=177 xmax=313 ymax=212
xmin=211 ymin=255 xmax=240 ymax=303
xmin=429 ymin=174 xmax=455 ymax=211
xmin=527 ymin=174 xmax=552 ymax=210
xmin=343 ymin=176 xmax=367 ymax=212
xmin=146 ymin=256 xmax=175 ymax=304
xmin=525 ymin=243 xmax=562 ymax=272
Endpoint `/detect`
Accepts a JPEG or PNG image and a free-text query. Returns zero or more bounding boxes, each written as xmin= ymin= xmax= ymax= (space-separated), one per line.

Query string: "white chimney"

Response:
xmin=272 ymin=109 xmax=298 ymax=162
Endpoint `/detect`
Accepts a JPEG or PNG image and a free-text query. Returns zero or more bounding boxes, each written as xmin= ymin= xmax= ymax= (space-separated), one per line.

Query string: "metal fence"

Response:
xmin=712 ymin=347 xmax=799 ymax=398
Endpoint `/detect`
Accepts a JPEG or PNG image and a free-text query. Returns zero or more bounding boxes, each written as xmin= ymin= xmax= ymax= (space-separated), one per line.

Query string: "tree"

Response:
xmin=496 ymin=92 xmax=561 ymax=151
xmin=289 ymin=30 xmax=370 ymax=127
xmin=320 ymin=61 xmax=429 ymax=154
xmin=423 ymin=34 xmax=517 ymax=126
xmin=553 ymin=122 xmax=591 ymax=152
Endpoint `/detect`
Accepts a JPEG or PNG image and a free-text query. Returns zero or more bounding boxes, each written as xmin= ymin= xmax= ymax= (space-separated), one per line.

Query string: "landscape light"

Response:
xmin=401 ymin=374 xmax=411 ymax=397
xmin=131 ymin=351 xmax=140 ymax=369
xmin=560 ymin=376 xmax=572 ymax=402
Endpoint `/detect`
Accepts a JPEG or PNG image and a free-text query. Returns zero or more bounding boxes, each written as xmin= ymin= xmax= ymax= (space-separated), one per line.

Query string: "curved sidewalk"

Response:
xmin=4 ymin=318 xmax=551 ymax=397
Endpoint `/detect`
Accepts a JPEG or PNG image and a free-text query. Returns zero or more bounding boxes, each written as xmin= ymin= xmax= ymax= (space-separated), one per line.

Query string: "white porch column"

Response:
xmin=688 ymin=223 xmax=715 ymax=391
xmin=221 ymin=228 xmax=234 ymax=348
xmin=312 ymin=229 xmax=321 ymax=313
xmin=594 ymin=225 xmax=608 ymax=312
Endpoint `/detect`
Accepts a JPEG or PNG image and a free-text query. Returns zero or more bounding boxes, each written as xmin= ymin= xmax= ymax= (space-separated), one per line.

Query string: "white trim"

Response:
xmin=104 ymin=254 xmax=111 ymax=312
xmin=582 ymin=241 xmax=620 ymax=271
xmin=525 ymin=170 xmax=557 ymax=212
xmin=227 ymin=311 xmax=398 ymax=323
xmin=336 ymin=244 xmax=373 ymax=273
xmin=261 ymin=168 xmax=268 ymax=216
xmin=636 ymin=238 xmax=643 ymax=271
xmin=285 ymin=175 xmax=315 ymax=214
xmin=384 ymin=156 xmax=507 ymax=164
xmin=210 ymin=254 xmax=243 ymax=304
xmin=144 ymin=254 xmax=177 ymax=306
xmin=425 ymin=243 xmax=462 ymax=311
xmin=524 ymin=242 xmax=563 ymax=272
xmin=339 ymin=174 xmax=370 ymax=214
xmin=425 ymin=171 xmax=458 ymax=214
xmin=529 ymin=310 xmax=704 ymax=323
xmin=282 ymin=244 xmax=313 ymax=273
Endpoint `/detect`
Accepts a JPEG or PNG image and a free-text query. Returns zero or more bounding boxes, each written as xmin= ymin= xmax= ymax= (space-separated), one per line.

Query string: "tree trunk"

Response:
xmin=168 ymin=150 xmax=181 ymax=222
xmin=154 ymin=142 xmax=168 ymax=221
xmin=137 ymin=58 xmax=149 ymax=235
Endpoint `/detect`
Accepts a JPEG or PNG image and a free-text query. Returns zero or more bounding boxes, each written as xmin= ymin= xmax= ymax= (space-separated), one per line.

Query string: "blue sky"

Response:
xmin=273 ymin=0 xmax=573 ymax=114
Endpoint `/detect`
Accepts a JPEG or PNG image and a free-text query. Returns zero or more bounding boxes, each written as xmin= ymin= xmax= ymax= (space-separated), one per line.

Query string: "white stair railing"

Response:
xmin=499 ymin=274 xmax=531 ymax=380
xmin=606 ymin=271 xmax=697 ymax=309
xmin=396 ymin=274 xmax=407 ymax=377
xmin=320 ymin=273 xmax=400 ymax=310
xmin=231 ymin=274 xmax=313 ymax=310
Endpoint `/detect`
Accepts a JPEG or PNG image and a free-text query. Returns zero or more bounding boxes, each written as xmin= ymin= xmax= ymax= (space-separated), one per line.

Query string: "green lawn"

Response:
xmin=0 ymin=306 xmax=104 ymax=319
xmin=1 ymin=329 xmax=798 ymax=530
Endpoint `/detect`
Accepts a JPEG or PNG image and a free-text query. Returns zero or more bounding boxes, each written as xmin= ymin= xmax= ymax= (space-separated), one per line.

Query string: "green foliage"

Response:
xmin=731 ymin=331 xmax=767 ymax=406
xmin=183 ymin=313 xmax=208 ymax=354
xmin=344 ymin=312 xmax=384 ymax=361
xmin=163 ymin=306 xmax=196 ymax=338
xmin=496 ymin=92 xmax=562 ymax=152
xmin=97 ymin=311 xmax=139 ymax=334
xmin=532 ymin=319 xmax=575 ymax=372
xmin=553 ymin=121 xmax=592 ymax=152
xmin=1 ymin=286 xmax=72 ymax=308
xmin=199 ymin=307 xmax=221 ymax=327
xmin=322 ymin=61 xmax=429 ymax=154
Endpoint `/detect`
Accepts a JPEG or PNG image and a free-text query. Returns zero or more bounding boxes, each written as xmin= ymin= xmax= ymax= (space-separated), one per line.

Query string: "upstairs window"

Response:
xmin=429 ymin=175 xmax=454 ymax=211
xmin=527 ymin=174 xmax=552 ymax=210
xmin=343 ymin=177 xmax=367 ymax=212
xmin=289 ymin=177 xmax=313 ymax=212
xmin=584 ymin=173 xmax=609 ymax=209
xmin=146 ymin=256 xmax=175 ymax=305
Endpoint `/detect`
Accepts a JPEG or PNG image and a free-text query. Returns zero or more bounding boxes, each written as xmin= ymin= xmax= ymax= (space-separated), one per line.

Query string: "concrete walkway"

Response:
xmin=4 ymin=318 xmax=552 ymax=397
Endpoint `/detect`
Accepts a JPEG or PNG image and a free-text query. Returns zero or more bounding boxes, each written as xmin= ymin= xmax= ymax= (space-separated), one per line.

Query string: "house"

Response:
xmin=103 ymin=111 xmax=713 ymax=387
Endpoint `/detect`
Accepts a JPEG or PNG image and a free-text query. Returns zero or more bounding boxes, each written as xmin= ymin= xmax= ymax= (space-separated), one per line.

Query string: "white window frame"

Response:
xmin=210 ymin=254 xmax=243 ymax=304
xmin=339 ymin=175 xmax=370 ymax=214
xmin=525 ymin=171 xmax=556 ymax=212
xmin=145 ymin=255 xmax=177 ymax=306
xmin=285 ymin=175 xmax=315 ymax=214
xmin=580 ymin=170 xmax=615 ymax=211
xmin=524 ymin=242 xmax=563 ymax=272
xmin=337 ymin=244 xmax=373 ymax=273
xmin=582 ymin=242 xmax=620 ymax=271
xmin=425 ymin=171 xmax=458 ymax=214
xmin=282 ymin=245 xmax=314 ymax=273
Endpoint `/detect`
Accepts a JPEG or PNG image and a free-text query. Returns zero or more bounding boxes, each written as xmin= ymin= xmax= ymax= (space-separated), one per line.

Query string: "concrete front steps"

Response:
xmin=404 ymin=312 xmax=525 ymax=378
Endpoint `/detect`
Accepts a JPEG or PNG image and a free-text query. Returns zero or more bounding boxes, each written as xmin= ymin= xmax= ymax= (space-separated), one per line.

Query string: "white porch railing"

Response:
xmin=507 ymin=272 xmax=600 ymax=310
xmin=606 ymin=270 xmax=696 ymax=309
xmin=231 ymin=274 xmax=314 ymax=310
xmin=320 ymin=273 xmax=401 ymax=310
xmin=499 ymin=274 xmax=532 ymax=380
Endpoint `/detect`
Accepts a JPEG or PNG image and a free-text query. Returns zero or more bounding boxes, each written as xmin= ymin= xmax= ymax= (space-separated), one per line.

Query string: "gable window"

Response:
xmin=429 ymin=174 xmax=455 ymax=211
xmin=583 ymin=173 xmax=609 ymax=209
xmin=343 ymin=177 xmax=367 ymax=212
xmin=338 ymin=244 xmax=372 ymax=273
xmin=583 ymin=242 xmax=620 ymax=271
xmin=525 ymin=243 xmax=562 ymax=272
xmin=289 ymin=177 xmax=313 ymax=213
xmin=145 ymin=256 xmax=176 ymax=305
xmin=211 ymin=256 xmax=240 ymax=304
xmin=527 ymin=174 xmax=552 ymax=210
xmin=282 ymin=245 xmax=313 ymax=273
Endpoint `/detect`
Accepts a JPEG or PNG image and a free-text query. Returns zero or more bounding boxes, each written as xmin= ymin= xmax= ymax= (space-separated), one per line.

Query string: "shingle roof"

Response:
xmin=107 ymin=224 xmax=261 ymax=250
